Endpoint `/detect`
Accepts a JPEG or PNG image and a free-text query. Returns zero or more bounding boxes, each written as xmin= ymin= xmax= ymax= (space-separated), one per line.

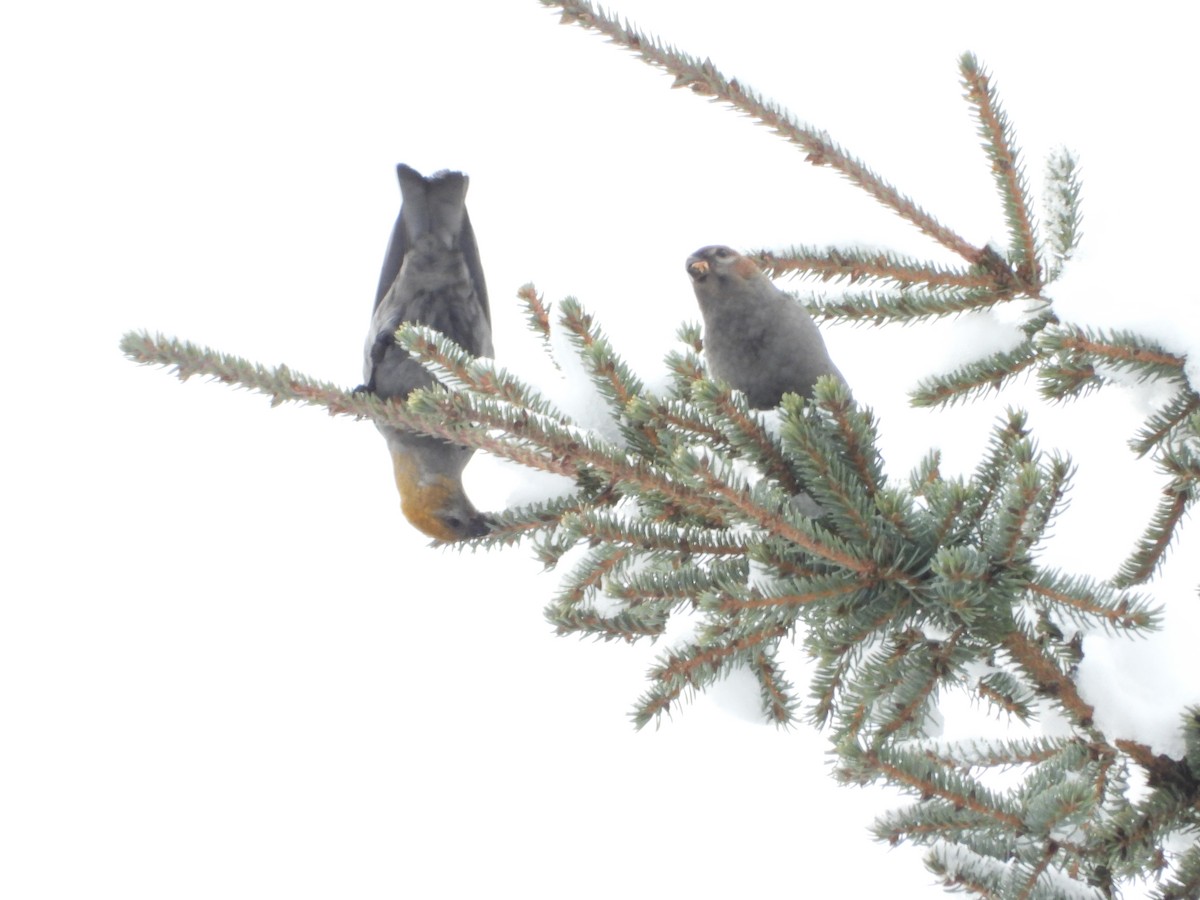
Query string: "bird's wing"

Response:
xmin=372 ymin=206 xmax=409 ymax=313
xmin=458 ymin=210 xmax=491 ymax=333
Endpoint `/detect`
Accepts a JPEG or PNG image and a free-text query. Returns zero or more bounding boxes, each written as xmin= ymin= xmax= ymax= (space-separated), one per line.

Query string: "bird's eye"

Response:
xmin=714 ymin=248 xmax=732 ymax=259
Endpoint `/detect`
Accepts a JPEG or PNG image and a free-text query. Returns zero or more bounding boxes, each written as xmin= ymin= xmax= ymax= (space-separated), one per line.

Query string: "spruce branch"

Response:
xmin=975 ymin=672 xmax=1038 ymax=722
xmin=849 ymin=745 xmax=1026 ymax=830
xmin=1113 ymin=480 xmax=1193 ymax=588
xmin=1001 ymin=628 xmax=1096 ymax=731
xmin=1026 ymin=571 xmax=1160 ymax=634
xmin=1159 ymin=847 xmax=1200 ymax=900
xmin=610 ymin=557 xmax=750 ymax=605
xmin=911 ymin=340 xmax=1040 ymax=408
xmin=960 ymin=53 xmax=1042 ymax=288
xmin=556 ymin=296 xmax=646 ymax=418
xmin=485 ymin=494 xmax=590 ymax=548
xmin=397 ymin=324 xmax=571 ymax=422
xmin=713 ymin=573 xmax=878 ymax=615
xmin=553 ymin=543 xmax=630 ymax=608
xmin=1043 ymin=149 xmax=1084 ymax=281
xmin=517 ymin=282 xmax=552 ymax=342
xmin=687 ymin=378 xmax=803 ymax=494
xmin=810 ymin=287 xmax=1010 ymax=325
xmin=635 ymin=623 xmax=790 ymax=728
xmin=963 ymin=409 xmax=1035 ymax=532
xmin=548 ymin=605 xmax=668 ymax=642
xmin=1039 ymin=326 xmax=1191 ymax=400
xmin=750 ymin=646 xmax=798 ymax=725
xmin=752 ymin=245 xmax=992 ymax=292
xmin=627 ymin=395 xmax=725 ymax=457
xmin=541 ymin=0 xmax=983 ymax=263
xmin=121 ymin=330 xmax=369 ymax=415
xmin=679 ymin=449 xmax=890 ymax=578
xmin=126 ymin=313 xmax=1190 ymax=890
xmin=1131 ymin=390 xmax=1200 ymax=457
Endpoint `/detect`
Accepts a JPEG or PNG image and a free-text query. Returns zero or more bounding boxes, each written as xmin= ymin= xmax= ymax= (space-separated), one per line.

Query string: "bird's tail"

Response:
xmin=397 ymin=164 xmax=467 ymax=248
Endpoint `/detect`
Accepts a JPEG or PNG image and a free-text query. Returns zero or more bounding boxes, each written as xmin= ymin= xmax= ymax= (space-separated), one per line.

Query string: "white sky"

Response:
xmin=4 ymin=1 xmax=1199 ymax=897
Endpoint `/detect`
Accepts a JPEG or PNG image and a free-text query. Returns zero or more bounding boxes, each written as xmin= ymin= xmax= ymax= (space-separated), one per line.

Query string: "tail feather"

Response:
xmin=397 ymin=164 xmax=467 ymax=247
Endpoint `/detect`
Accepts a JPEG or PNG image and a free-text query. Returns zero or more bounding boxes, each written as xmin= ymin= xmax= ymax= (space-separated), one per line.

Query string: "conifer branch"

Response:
xmin=611 ymin=558 xmax=749 ymax=605
xmin=1160 ymin=849 xmax=1200 ymax=900
xmin=548 ymin=606 xmax=668 ymax=641
xmin=122 ymin=330 xmax=367 ymax=413
xmin=1043 ymin=150 xmax=1084 ymax=281
xmin=629 ymin=396 xmax=725 ymax=449
xmin=750 ymin=648 xmax=797 ymax=725
xmin=1113 ymin=485 xmax=1191 ymax=588
xmin=541 ymin=0 xmax=983 ymax=263
xmin=1018 ymin=845 xmax=1063 ymax=899
xmin=688 ymin=380 xmax=803 ymax=495
xmin=859 ymin=747 xmax=1026 ymax=830
xmin=878 ymin=629 xmax=965 ymax=740
xmin=1039 ymin=327 xmax=1191 ymax=402
xmin=554 ymin=544 xmax=630 ymax=608
xmin=960 ymin=54 xmax=1041 ymax=287
xmin=517 ymin=282 xmax=552 ymax=341
xmin=976 ymin=673 xmax=1036 ymax=722
xmin=561 ymin=510 xmax=744 ymax=558
xmin=777 ymin=412 xmax=876 ymax=543
xmin=404 ymin=388 xmax=585 ymax=480
xmin=714 ymin=576 xmax=876 ymax=613
xmin=927 ymin=857 xmax=1001 ymax=900
xmin=485 ymin=495 xmax=589 ymax=546
xmin=397 ymin=324 xmax=571 ymax=422
xmin=652 ymin=625 xmax=789 ymax=692
xmin=557 ymin=297 xmax=646 ymax=414
xmin=753 ymin=246 xmax=991 ymax=291
xmin=809 ymin=287 xmax=1005 ymax=325
xmin=911 ymin=341 xmax=1039 ymax=408
xmin=1001 ymin=629 xmax=1095 ymax=730
xmin=1114 ymin=739 xmax=1199 ymax=800
xmin=1026 ymin=573 xmax=1159 ymax=633
xmin=964 ymin=410 xmax=1033 ymax=531
xmin=819 ymin=385 xmax=885 ymax=499
xmin=634 ymin=624 xmax=791 ymax=728
xmin=988 ymin=463 xmax=1043 ymax=564
xmin=685 ymin=453 xmax=887 ymax=577
xmin=1130 ymin=390 xmax=1200 ymax=457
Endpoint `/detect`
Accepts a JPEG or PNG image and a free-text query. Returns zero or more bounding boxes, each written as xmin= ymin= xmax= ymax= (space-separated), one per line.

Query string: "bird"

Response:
xmin=685 ymin=245 xmax=844 ymax=409
xmin=361 ymin=164 xmax=493 ymax=541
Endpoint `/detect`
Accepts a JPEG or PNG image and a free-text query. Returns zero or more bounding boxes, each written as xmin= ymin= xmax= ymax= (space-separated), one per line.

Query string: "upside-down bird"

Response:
xmin=361 ymin=164 xmax=493 ymax=540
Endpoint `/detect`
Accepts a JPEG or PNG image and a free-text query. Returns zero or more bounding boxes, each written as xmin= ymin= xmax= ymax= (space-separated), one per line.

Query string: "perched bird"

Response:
xmin=362 ymin=164 xmax=493 ymax=541
xmin=686 ymin=245 xmax=844 ymax=409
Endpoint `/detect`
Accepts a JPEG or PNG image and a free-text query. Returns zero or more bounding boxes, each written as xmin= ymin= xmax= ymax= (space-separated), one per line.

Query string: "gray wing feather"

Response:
xmin=373 ymin=206 xmax=408 ymax=312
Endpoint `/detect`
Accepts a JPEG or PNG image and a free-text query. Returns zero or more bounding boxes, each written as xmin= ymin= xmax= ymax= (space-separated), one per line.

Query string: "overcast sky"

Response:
xmin=4 ymin=2 xmax=1199 ymax=897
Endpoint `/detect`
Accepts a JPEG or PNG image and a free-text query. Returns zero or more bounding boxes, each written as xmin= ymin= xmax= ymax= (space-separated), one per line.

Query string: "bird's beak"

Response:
xmin=687 ymin=258 xmax=710 ymax=282
xmin=467 ymin=512 xmax=496 ymax=538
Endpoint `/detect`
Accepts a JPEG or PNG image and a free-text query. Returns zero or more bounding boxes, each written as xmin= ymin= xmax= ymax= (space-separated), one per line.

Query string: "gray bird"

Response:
xmin=686 ymin=245 xmax=844 ymax=409
xmin=362 ymin=164 xmax=493 ymax=541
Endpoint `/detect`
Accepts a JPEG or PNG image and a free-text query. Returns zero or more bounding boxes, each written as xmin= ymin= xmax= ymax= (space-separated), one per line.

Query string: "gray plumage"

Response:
xmin=686 ymin=245 xmax=844 ymax=409
xmin=365 ymin=164 xmax=492 ymax=396
xmin=362 ymin=164 xmax=493 ymax=541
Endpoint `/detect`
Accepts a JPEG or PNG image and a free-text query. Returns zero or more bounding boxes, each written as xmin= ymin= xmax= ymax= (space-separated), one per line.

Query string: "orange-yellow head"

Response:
xmin=391 ymin=450 xmax=491 ymax=541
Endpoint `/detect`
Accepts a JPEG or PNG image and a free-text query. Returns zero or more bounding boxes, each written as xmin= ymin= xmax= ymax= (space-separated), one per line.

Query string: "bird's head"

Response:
xmin=391 ymin=451 xmax=492 ymax=542
xmin=686 ymin=245 xmax=761 ymax=286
